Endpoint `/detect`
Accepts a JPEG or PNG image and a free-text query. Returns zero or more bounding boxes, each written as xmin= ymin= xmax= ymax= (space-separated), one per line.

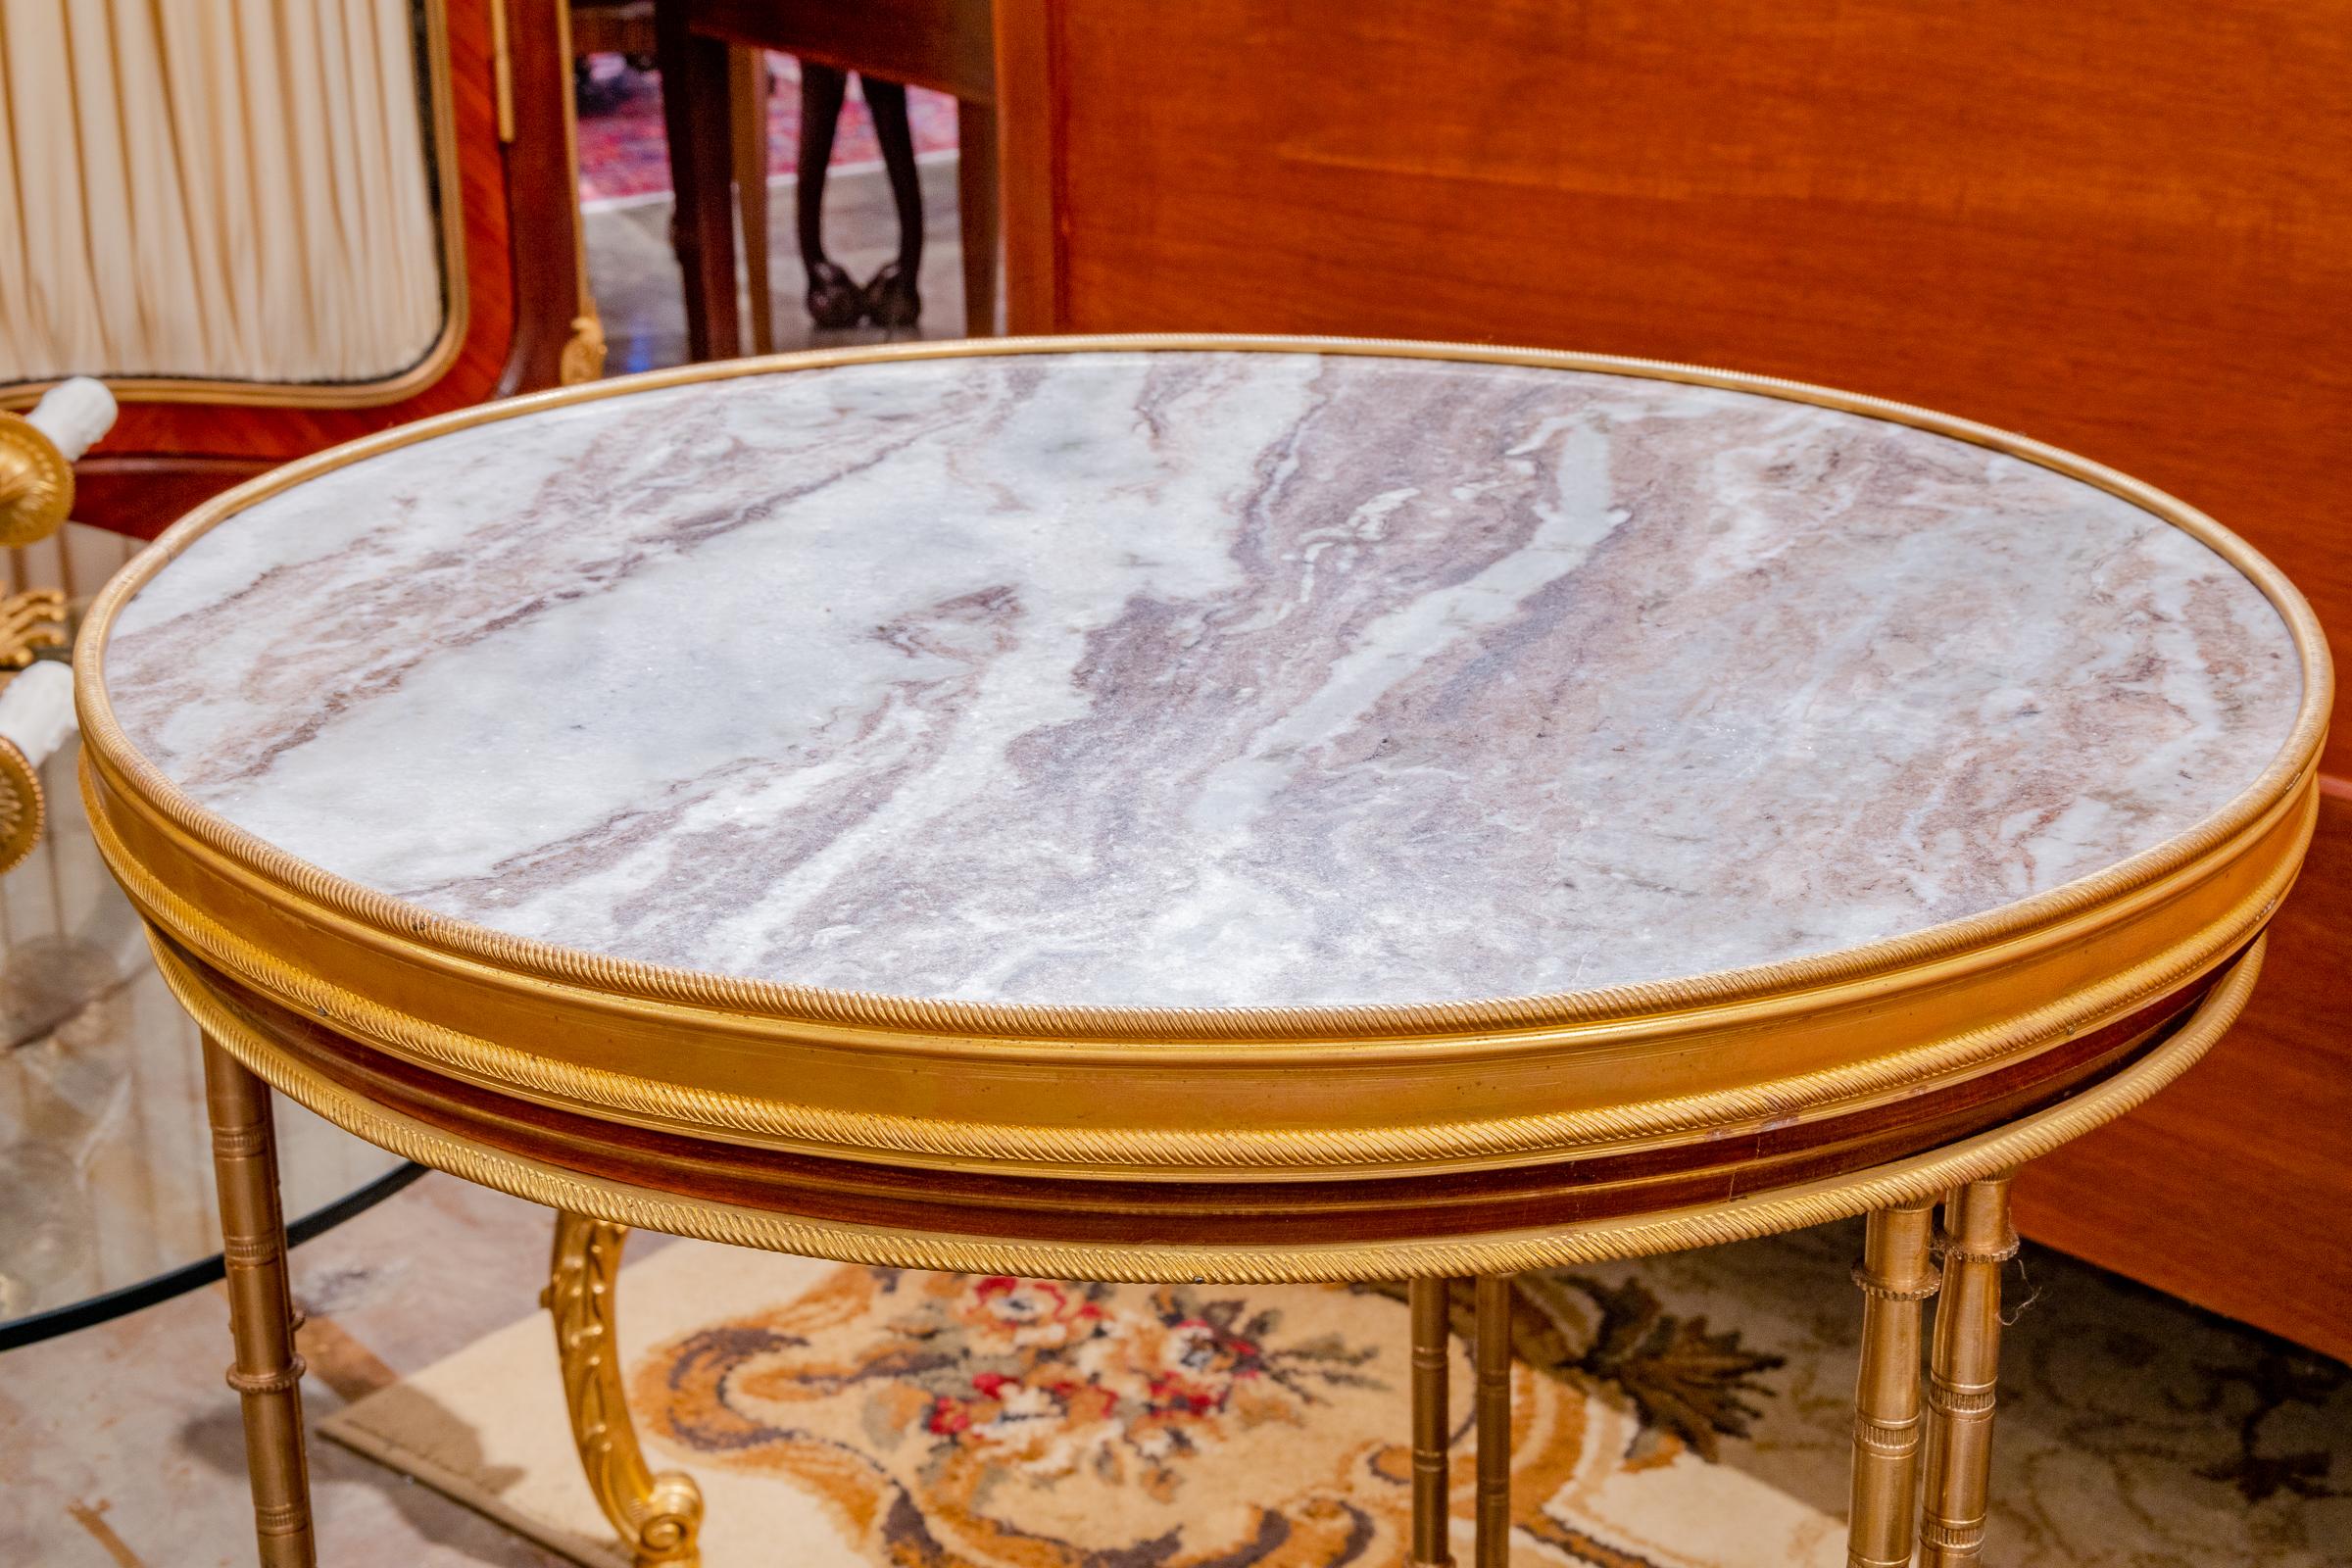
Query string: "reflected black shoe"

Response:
xmin=862 ymin=261 xmax=921 ymax=328
xmin=806 ymin=260 xmax=863 ymax=328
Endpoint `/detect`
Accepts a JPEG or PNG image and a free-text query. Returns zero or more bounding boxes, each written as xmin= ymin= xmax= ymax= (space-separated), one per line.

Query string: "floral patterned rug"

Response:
xmin=321 ymin=1221 xmax=2352 ymax=1567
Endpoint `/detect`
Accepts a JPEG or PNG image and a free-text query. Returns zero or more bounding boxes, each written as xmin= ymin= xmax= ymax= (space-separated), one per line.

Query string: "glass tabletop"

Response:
xmin=1 ymin=525 xmax=418 ymax=1350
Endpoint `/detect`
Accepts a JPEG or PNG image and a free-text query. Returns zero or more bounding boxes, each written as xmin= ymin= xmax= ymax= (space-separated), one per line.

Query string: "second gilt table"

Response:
xmin=76 ymin=338 xmax=2325 ymax=1568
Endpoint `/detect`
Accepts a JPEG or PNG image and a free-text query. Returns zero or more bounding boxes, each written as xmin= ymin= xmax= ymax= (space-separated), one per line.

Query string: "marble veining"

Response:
xmin=101 ymin=353 xmax=2301 ymax=1007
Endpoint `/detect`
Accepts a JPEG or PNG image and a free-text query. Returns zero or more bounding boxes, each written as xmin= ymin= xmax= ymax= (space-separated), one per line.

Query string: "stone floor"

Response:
xmin=3 ymin=1174 xmax=597 ymax=1567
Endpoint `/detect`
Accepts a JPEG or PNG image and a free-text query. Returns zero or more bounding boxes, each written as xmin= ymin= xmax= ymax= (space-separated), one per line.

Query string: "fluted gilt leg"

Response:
xmin=1408 ymin=1278 xmax=1456 ymax=1568
xmin=546 ymin=1213 xmax=706 ymax=1567
xmin=1473 ymin=1274 xmax=1513 ymax=1568
xmin=201 ymin=1035 xmax=316 ymax=1568
xmin=1845 ymin=1200 xmax=1939 ymax=1568
xmin=1920 ymin=1175 xmax=2018 ymax=1564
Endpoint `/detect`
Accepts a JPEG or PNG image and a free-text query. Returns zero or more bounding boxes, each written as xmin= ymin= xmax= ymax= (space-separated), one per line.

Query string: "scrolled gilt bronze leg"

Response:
xmin=201 ymin=1034 xmax=317 ymax=1568
xmin=1408 ymin=1278 xmax=1456 ymax=1568
xmin=1473 ymin=1274 xmax=1513 ymax=1568
xmin=1919 ymin=1174 xmax=2018 ymax=1565
xmin=545 ymin=1212 xmax=705 ymax=1568
xmin=1845 ymin=1200 xmax=1939 ymax=1568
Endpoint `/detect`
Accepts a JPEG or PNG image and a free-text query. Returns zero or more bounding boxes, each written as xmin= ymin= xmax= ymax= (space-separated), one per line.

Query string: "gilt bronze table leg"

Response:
xmin=1472 ymin=1274 xmax=1514 ymax=1568
xmin=1845 ymin=1200 xmax=1940 ymax=1567
xmin=200 ymin=1034 xmax=316 ymax=1568
xmin=1920 ymin=1175 xmax=2018 ymax=1564
xmin=546 ymin=1213 xmax=706 ymax=1567
xmin=1408 ymin=1278 xmax=1457 ymax=1568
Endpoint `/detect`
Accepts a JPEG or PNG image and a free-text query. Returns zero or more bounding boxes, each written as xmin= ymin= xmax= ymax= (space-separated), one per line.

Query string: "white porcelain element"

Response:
xmin=99 ymin=353 xmax=2303 ymax=1007
xmin=0 ymin=662 xmax=77 ymax=767
xmin=24 ymin=378 xmax=117 ymax=462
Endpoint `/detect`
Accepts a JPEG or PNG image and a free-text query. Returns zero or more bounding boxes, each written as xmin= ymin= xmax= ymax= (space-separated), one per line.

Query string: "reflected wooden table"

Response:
xmin=77 ymin=339 xmax=2326 ymax=1568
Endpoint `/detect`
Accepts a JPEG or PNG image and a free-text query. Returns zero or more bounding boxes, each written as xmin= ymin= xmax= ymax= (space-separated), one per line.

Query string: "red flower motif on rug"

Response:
xmin=629 ymin=1267 xmax=1788 ymax=1568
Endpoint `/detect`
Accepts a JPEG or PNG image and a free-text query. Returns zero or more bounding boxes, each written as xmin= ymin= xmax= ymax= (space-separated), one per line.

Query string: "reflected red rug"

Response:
xmin=577 ymin=53 xmax=960 ymax=206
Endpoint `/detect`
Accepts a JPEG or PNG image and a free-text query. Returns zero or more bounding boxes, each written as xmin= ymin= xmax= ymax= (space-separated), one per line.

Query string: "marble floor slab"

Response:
xmin=0 ymin=1173 xmax=620 ymax=1568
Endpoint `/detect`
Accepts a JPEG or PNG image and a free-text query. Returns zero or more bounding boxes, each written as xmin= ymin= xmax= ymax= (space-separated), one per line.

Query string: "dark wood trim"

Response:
xmin=991 ymin=0 xmax=1058 ymax=334
xmin=174 ymin=933 xmax=2223 ymax=1250
xmin=693 ymin=0 xmax=992 ymax=101
xmin=654 ymin=0 xmax=741 ymax=361
xmin=496 ymin=0 xmax=589 ymax=397
xmin=956 ymin=99 xmax=1002 ymax=334
xmin=570 ymin=0 xmax=655 ymax=57
xmin=72 ymin=458 xmax=276 ymax=541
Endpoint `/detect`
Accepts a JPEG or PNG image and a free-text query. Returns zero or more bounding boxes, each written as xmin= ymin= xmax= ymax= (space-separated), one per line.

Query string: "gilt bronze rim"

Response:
xmin=74 ymin=336 xmax=2331 ymax=1191
xmin=153 ymin=924 xmax=2265 ymax=1281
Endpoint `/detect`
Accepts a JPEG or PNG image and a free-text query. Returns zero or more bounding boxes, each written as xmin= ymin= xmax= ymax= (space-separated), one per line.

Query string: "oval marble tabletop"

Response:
xmin=93 ymin=347 xmax=2307 ymax=1012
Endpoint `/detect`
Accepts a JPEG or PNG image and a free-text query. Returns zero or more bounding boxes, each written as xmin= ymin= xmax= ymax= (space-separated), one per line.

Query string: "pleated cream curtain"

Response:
xmin=0 ymin=0 xmax=446 ymax=386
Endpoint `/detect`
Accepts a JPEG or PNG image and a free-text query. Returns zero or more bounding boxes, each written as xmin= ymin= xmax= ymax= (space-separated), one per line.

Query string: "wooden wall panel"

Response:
xmin=996 ymin=0 xmax=2352 ymax=1355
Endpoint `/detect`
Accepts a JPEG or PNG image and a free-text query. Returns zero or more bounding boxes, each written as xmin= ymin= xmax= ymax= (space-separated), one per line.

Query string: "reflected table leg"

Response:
xmin=201 ymin=1034 xmax=316 ymax=1568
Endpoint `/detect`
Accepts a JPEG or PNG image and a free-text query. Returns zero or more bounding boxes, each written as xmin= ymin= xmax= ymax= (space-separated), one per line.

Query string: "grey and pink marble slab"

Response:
xmin=99 ymin=352 xmax=2301 ymax=1007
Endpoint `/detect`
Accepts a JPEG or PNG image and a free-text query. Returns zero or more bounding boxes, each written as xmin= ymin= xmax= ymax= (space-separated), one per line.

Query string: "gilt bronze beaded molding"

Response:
xmin=150 ymin=925 xmax=2263 ymax=1284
